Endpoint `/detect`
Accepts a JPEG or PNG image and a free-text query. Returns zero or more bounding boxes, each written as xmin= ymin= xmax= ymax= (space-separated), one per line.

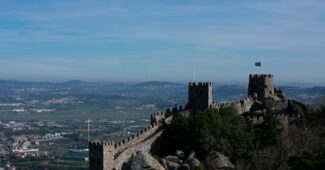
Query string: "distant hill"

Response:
xmin=0 ymin=80 xmax=323 ymax=104
xmin=133 ymin=81 xmax=185 ymax=88
xmin=61 ymin=80 xmax=84 ymax=85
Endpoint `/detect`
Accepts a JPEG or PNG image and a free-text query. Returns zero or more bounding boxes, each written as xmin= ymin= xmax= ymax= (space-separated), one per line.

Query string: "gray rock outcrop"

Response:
xmin=162 ymin=158 xmax=180 ymax=170
xmin=123 ymin=151 xmax=165 ymax=170
xmin=176 ymin=150 xmax=185 ymax=159
xmin=162 ymin=150 xmax=200 ymax=170
xmin=204 ymin=151 xmax=235 ymax=170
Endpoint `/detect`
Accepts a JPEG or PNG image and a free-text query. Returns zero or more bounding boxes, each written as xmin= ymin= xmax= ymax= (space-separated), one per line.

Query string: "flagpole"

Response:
xmin=87 ymin=119 xmax=90 ymax=143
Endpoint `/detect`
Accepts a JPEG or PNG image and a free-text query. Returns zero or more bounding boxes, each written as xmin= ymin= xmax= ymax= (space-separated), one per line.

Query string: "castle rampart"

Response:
xmin=89 ymin=105 xmax=185 ymax=170
xmin=113 ymin=130 xmax=164 ymax=169
xmin=244 ymin=113 xmax=301 ymax=125
xmin=89 ymin=122 xmax=162 ymax=170
xmin=151 ymin=105 xmax=186 ymax=124
xmin=113 ymin=123 xmax=159 ymax=157
xmin=213 ymin=96 xmax=255 ymax=114
xmin=90 ymin=74 xmax=300 ymax=170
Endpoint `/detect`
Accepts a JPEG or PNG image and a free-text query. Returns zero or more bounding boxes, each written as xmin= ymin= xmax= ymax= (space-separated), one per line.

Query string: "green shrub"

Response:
xmin=162 ymin=107 xmax=253 ymax=158
xmin=252 ymin=112 xmax=284 ymax=147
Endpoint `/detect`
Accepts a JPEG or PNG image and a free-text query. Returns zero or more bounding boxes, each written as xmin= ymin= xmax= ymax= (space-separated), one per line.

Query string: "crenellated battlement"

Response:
xmin=189 ymin=82 xmax=212 ymax=87
xmin=244 ymin=113 xmax=301 ymax=124
xmin=244 ymin=115 xmax=265 ymax=124
xmin=151 ymin=105 xmax=186 ymax=124
xmin=103 ymin=104 xmax=187 ymax=156
xmin=89 ymin=103 xmax=190 ymax=169
xmin=89 ymin=140 xmax=115 ymax=150
xmin=89 ymin=121 xmax=162 ymax=170
xmin=150 ymin=112 xmax=165 ymax=124
xmin=213 ymin=96 xmax=255 ymax=114
xmin=166 ymin=105 xmax=186 ymax=116
xmin=89 ymin=122 xmax=158 ymax=150
xmin=89 ymin=140 xmax=103 ymax=149
xmin=114 ymin=122 xmax=159 ymax=150
xmin=249 ymin=74 xmax=273 ymax=78
xmin=276 ymin=113 xmax=301 ymax=119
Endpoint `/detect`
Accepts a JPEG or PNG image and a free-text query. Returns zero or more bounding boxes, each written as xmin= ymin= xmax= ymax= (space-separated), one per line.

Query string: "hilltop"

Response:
xmin=89 ymin=74 xmax=325 ymax=170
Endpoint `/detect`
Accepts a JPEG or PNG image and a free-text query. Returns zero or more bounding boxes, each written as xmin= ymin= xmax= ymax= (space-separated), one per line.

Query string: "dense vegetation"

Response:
xmin=162 ymin=104 xmax=325 ymax=170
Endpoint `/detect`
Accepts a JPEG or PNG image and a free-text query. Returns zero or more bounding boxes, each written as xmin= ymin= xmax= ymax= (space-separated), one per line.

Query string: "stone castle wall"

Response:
xmin=244 ymin=113 xmax=301 ymax=124
xmin=114 ymin=130 xmax=164 ymax=169
xmin=90 ymin=105 xmax=185 ymax=170
xmin=187 ymin=80 xmax=258 ymax=115
xmin=89 ymin=123 xmax=161 ymax=170
xmin=211 ymin=96 xmax=255 ymax=114
xmin=90 ymin=76 xmax=297 ymax=170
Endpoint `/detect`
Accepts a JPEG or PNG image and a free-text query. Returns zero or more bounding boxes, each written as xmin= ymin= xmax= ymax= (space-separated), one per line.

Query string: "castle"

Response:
xmin=89 ymin=74 xmax=302 ymax=170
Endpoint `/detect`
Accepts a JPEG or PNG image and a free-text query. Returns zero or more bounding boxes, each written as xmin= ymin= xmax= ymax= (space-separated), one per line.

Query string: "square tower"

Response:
xmin=248 ymin=74 xmax=274 ymax=101
xmin=89 ymin=141 xmax=115 ymax=170
xmin=188 ymin=82 xmax=213 ymax=112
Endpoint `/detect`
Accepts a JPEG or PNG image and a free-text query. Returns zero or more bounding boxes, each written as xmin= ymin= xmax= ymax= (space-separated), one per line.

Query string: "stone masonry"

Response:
xmin=187 ymin=82 xmax=213 ymax=112
xmin=89 ymin=73 xmax=301 ymax=170
xmin=248 ymin=74 xmax=275 ymax=101
xmin=89 ymin=106 xmax=186 ymax=170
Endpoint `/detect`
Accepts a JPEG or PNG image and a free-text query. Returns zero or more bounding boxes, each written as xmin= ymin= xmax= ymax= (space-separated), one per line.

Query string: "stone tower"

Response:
xmin=248 ymin=74 xmax=275 ymax=101
xmin=188 ymin=82 xmax=213 ymax=112
xmin=89 ymin=141 xmax=115 ymax=170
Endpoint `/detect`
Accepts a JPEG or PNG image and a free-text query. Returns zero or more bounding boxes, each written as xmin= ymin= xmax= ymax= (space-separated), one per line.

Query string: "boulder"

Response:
xmin=161 ymin=150 xmax=202 ymax=170
xmin=123 ymin=151 xmax=165 ymax=170
xmin=204 ymin=151 xmax=235 ymax=170
xmin=187 ymin=151 xmax=196 ymax=161
xmin=165 ymin=155 xmax=181 ymax=163
xmin=187 ymin=157 xmax=200 ymax=169
xmin=161 ymin=158 xmax=168 ymax=169
xmin=162 ymin=159 xmax=180 ymax=170
xmin=176 ymin=150 xmax=185 ymax=159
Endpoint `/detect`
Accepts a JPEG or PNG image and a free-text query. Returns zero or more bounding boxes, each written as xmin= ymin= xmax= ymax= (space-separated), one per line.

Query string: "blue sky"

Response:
xmin=0 ymin=0 xmax=324 ymax=84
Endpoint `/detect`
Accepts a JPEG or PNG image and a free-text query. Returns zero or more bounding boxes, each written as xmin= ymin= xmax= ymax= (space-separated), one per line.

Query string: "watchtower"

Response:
xmin=248 ymin=74 xmax=274 ymax=101
xmin=188 ymin=82 xmax=213 ymax=112
xmin=89 ymin=141 xmax=115 ymax=170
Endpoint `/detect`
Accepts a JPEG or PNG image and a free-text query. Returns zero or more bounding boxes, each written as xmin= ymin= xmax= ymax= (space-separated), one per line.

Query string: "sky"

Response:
xmin=0 ymin=0 xmax=324 ymax=85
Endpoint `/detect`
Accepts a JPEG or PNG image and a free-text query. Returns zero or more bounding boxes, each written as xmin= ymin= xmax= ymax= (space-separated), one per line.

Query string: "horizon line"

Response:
xmin=0 ymin=79 xmax=323 ymax=87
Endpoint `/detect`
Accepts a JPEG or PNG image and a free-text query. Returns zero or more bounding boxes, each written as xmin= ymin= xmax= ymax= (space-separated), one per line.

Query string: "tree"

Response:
xmin=190 ymin=109 xmax=222 ymax=154
xmin=288 ymin=151 xmax=325 ymax=170
xmin=162 ymin=107 xmax=252 ymax=158
xmin=253 ymin=112 xmax=284 ymax=147
xmin=161 ymin=112 xmax=191 ymax=155
xmin=219 ymin=108 xmax=253 ymax=158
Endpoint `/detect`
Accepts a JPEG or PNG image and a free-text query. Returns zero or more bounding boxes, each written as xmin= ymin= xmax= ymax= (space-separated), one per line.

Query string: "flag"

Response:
xmin=255 ymin=62 xmax=261 ymax=67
